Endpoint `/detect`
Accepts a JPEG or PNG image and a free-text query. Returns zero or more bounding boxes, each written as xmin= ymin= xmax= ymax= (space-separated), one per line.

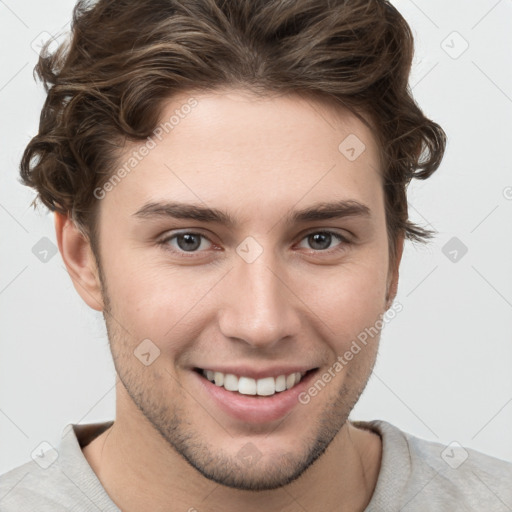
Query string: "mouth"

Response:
xmin=192 ymin=366 xmax=320 ymax=423
xmin=193 ymin=367 xmax=318 ymax=397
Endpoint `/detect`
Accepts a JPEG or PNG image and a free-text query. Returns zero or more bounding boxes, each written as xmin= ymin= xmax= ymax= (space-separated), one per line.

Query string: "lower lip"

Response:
xmin=193 ymin=369 xmax=318 ymax=424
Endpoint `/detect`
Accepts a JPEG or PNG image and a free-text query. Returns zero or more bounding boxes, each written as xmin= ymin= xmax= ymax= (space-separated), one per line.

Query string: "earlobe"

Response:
xmin=54 ymin=212 xmax=104 ymax=312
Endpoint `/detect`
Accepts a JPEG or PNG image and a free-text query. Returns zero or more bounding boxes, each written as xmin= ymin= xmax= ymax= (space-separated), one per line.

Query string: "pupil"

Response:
xmin=178 ymin=234 xmax=200 ymax=251
xmin=310 ymin=233 xmax=330 ymax=250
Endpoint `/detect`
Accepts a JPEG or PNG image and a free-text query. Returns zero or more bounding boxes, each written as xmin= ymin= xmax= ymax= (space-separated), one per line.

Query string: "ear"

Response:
xmin=385 ymin=233 xmax=404 ymax=309
xmin=54 ymin=212 xmax=104 ymax=311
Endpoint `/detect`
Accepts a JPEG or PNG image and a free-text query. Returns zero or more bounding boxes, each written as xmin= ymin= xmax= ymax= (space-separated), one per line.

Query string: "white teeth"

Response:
xmin=238 ymin=376 xmax=257 ymax=395
xmin=223 ymin=374 xmax=239 ymax=391
xmin=200 ymin=369 xmax=307 ymax=396
xmin=275 ymin=375 xmax=286 ymax=392
xmin=214 ymin=371 xmax=224 ymax=386
xmin=257 ymin=377 xmax=276 ymax=396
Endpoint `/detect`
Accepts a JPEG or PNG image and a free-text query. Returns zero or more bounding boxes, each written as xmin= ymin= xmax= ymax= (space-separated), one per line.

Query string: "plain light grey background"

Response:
xmin=1 ymin=0 xmax=511 ymax=475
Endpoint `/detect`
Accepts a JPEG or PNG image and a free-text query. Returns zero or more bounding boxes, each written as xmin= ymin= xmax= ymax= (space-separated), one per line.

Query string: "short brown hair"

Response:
xmin=20 ymin=0 xmax=446 ymax=266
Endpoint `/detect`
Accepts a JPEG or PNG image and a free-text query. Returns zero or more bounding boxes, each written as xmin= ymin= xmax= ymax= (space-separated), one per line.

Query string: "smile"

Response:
xmin=196 ymin=368 xmax=309 ymax=396
xmin=192 ymin=366 xmax=320 ymax=423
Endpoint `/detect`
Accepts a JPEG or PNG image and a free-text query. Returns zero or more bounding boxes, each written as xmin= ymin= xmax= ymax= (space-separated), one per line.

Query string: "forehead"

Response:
xmin=158 ymin=88 xmax=380 ymax=166
xmin=104 ymin=88 xmax=384 ymax=224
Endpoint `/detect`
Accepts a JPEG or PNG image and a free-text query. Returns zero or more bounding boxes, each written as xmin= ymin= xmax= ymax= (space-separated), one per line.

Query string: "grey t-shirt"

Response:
xmin=1 ymin=419 xmax=511 ymax=511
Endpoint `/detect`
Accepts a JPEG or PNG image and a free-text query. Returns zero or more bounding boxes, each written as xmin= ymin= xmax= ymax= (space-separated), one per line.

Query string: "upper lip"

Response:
xmin=194 ymin=365 xmax=318 ymax=380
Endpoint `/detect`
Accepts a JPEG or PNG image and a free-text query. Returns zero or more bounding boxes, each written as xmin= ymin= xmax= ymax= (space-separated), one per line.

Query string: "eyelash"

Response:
xmin=157 ymin=230 xmax=351 ymax=258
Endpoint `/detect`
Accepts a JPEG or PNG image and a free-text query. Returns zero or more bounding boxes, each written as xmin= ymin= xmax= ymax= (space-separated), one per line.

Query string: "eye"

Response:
xmin=160 ymin=232 xmax=213 ymax=254
xmin=296 ymin=231 xmax=349 ymax=252
xmin=158 ymin=229 xmax=350 ymax=257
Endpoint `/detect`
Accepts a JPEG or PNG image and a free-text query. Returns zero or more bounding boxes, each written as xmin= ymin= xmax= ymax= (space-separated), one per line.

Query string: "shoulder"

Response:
xmin=0 ymin=422 xmax=117 ymax=512
xmin=410 ymin=432 xmax=512 ymax=511
xmin=354 ymin=419 xmax=512 ymax=512
xmin=401 ymin=422 xmax=512 ymax=482
xmin=0 ymin=459 xmax=75 ymax=512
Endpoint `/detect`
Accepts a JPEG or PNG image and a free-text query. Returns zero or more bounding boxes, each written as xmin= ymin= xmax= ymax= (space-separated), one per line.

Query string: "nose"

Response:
xmin=217 ymin=249 xmax=302 ymax=350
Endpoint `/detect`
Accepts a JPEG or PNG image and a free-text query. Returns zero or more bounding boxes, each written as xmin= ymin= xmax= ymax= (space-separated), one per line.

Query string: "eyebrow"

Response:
xmin=132 ymin=199 xmax=371 ymax=226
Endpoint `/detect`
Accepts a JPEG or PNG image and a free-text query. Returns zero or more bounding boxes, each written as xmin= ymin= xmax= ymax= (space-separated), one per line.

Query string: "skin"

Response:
xmin=56 ymin=88 xmax=404 ymax=512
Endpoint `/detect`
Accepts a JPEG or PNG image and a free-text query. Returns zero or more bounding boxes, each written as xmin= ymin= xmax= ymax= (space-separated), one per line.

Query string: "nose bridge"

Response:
xmin=218 ymin=245 xmax=300 ymax=348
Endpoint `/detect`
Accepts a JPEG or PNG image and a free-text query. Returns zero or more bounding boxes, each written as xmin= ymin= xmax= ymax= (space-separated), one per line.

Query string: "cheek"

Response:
xmin=296 ymin=257 xmax=389 ymax=348
xmin=101 ymin=254 xmax=219 ymax=342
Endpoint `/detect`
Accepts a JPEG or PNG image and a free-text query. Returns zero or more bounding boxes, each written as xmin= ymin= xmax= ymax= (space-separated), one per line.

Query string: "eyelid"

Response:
xmin=299 ymin=227 xmax=351 ymax=241
xmin=158 ymin=230 xmax=217 ymax=254
xmin=295 ymin=229 xmax=350 ymax=252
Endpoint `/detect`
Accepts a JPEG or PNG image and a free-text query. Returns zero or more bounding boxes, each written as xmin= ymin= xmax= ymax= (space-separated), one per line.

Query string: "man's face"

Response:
xmin=91 ymin=88 xmax=398 ymax=491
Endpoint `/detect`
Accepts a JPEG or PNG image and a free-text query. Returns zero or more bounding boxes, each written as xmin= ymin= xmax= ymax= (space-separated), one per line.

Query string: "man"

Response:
xmin=1 ymin=0 xmax=511 ymax=510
